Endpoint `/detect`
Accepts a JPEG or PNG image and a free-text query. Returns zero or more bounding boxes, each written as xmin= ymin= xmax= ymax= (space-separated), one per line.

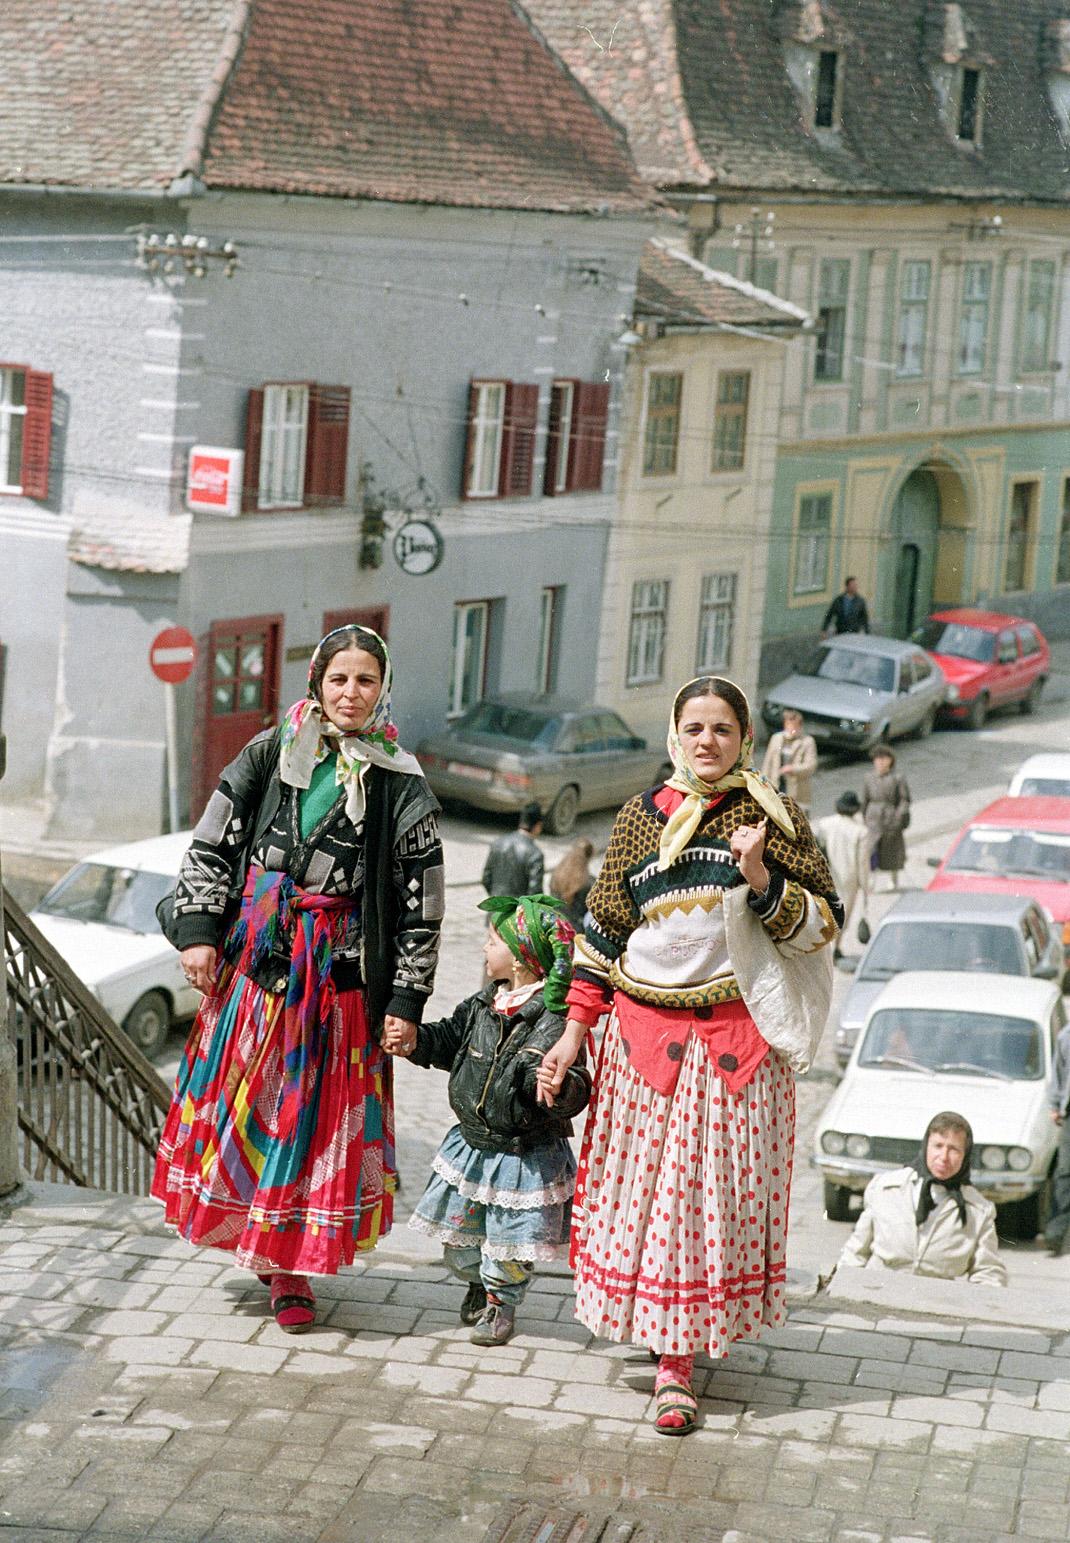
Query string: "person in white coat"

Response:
xmin=838 ymin=1112 xmax=1006 ymax=1286
xmin=761 ymin=709 xmax=818 ymax=813
xmin=813 ymin=791 xmax=870 ymax=958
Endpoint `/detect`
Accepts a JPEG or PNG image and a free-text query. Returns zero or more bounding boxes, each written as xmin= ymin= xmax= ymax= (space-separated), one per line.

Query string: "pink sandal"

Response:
xmin=653 ymin=1352 xmax=697 ymax=1437
xmin=269 ymin=1272 xmax=316 ymax=1333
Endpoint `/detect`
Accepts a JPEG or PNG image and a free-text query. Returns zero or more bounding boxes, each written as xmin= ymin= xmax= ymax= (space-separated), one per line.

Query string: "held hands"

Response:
xmin=730 ymin=817 xmax=771 ymax=894
xmin=180 ymin=944 xmax=217 ymax=996
xmin=382 ymin=1015 xmax=417 ymax=1057
xmin=536 ymin=1021 xmax=586 ymax=1107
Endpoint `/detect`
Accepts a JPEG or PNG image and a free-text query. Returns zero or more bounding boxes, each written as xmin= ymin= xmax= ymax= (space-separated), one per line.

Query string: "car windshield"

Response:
xmin=913 ymin=620 xmax=995 ymax=662
xmin=860 ymin=922 xmax=1021 ymax=980
xmin=36 ymin=863 xmax=173 ymax=934
xmin=946 ymin=829 xmax=1070 ymax=883
xmin=799 ymin=646 xmax=895 ymax=693
xmin=858 ymin=1007 xmax=1043 ymax=1080
xmin=1018 ymin=778 xmax=1070 ymax=798
xmin=454 ymin=703 xmax=562 ymax=749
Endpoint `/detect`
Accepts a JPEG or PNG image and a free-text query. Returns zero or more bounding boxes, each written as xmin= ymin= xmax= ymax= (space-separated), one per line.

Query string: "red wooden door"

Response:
xmin=195 ymin=614 xmax=282 ymax=813
xmin=321 ymin=606 xmax=390 ymax=641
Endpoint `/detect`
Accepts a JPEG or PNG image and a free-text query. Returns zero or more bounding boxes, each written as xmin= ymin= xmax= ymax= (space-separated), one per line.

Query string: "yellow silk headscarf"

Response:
xmin=658 ymin=677 xmax=796 ymax=871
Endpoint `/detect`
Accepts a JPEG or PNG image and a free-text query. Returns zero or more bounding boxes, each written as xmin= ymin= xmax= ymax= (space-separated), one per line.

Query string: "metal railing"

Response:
xmin=3 ymin=887 xmax=170 ymax=1196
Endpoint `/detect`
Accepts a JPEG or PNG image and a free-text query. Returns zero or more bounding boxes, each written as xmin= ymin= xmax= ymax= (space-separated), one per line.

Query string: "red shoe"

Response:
xmin=270 ymin=1273 xmax=316 ymax=1333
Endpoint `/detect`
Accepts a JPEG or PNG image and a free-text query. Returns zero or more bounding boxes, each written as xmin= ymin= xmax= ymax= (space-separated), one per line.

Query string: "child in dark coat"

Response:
xmin=405 ymin=894 xmax=591 ymax=1345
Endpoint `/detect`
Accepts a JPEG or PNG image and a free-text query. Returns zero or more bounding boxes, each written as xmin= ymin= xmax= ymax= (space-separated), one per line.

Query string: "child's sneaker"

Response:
xmin=459 ymin=1282 xmax=487 ymax=1325
xmin=470 ymin=1298 xmax=515 ymax=1346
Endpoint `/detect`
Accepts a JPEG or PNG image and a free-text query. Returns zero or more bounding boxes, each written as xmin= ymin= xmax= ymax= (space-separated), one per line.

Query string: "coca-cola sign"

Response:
xmin=187 ymin=446 xmax=244 ymax=516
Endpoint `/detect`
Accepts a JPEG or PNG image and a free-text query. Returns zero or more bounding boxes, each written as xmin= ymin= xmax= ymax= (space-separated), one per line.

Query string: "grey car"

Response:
xmin=833 ymin=890 xmax=1064 ymax=1070
xmin=417 ymin=696 xmax=673 ymax=835
xmin=761 ymin=635 xmax=947 ymax=753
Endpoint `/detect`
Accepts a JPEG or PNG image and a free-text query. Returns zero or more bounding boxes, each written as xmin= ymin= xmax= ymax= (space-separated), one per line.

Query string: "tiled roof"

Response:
xmin=638 ymin=239 xmax=810 ymax=328
xmin=69 ymin=513 xmax=191 ymax=574
xmin=0 ymin=0 xmax=651 ymax=214
xmin=525 ymin=0 xmax=1070 ymax=202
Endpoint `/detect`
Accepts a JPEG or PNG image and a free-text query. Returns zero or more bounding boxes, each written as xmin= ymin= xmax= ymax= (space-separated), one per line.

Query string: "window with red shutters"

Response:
xmin=569 ymin=380 xmax=610 ymax=493
xmin=462 ymin=380 xmax=539 ymax=499
xmin=241 ymin=382 xmax=350 ymax=512
xmin=305 ymin=385 xmax=351 ymax=506
xmin=20 ymin=369 xmax=53 ymax=499
xmin=499 ymin=382 xmax=539 ymax=497
xmin=242 ymin=387 xmax=264 ymax=512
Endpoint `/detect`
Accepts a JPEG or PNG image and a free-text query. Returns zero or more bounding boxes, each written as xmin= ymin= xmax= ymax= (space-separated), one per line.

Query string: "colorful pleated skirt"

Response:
xmin=151 ymin=961 xmax=395 ymax=1275
xmin=570 ymin=1006 xmax=794 ymax=1358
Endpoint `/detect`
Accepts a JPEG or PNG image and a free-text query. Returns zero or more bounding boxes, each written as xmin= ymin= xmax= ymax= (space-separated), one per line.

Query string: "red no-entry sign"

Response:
xmin=150 ymin=626 xmax=197 ymax=685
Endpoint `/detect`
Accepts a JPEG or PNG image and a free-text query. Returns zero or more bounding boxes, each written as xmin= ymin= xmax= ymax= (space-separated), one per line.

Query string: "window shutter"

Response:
xmin=461 ymin=380 xmax=480 ymax=499
xmin=498 ymin=382 xmax=539 ymax=497
xmin=305 ymin=384 xmax=350 ymax=506
xmin=569 ymin=381 xmax=610 ymax=492
xmin=543 ymin=386 xmax=565 ymax=496
xmin=19 ymin=370 xmax=53 ymax=499
xmin=241 ymin=388 xmax=264 ymax=512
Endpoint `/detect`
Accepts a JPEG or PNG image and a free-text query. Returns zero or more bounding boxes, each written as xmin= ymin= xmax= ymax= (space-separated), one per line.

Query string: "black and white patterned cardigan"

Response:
xmin=170 ymin=728 xmax=444 ymax=1028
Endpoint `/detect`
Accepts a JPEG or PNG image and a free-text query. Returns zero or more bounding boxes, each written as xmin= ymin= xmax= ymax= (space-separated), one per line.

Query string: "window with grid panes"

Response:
xmin=626 ymin=579 xmax=669 ymax=685
xmin=793 ymin=493 xmax=832 ymax=595
xmin=449 ymin=601 xmax=489 ymax=716
xmin=896 ymin=261 xmax=930 ymax=377
xmin=1022 ymin=260 xmax=1056 ymax=373
xmin=695 ymin=573 xmax=736 ymax=671
xmin=258 ymin=384 xmax=309 ymax=509
xmin=642 ymin=373 xmax=682 ymax=476
xmin=814 ymin=260 xmax=849 ymax=381
xmin=958 ymin=262 xmax=990 ymax=374
xmin=712 ymin=372 xmax=750 ymax=472
xmin=1004 ymin=483 xmax=1036 ymax=592
xmin=1058 ymin=481 xmax=1070 ymax=584
xmin=0 ymin=368 xmax=27 ymax=492
xmin=467 ymin=382 xmax=506 ymax=497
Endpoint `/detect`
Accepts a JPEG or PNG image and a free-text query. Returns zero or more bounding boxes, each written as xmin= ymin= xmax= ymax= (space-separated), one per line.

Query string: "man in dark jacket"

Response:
xmin=481 ymin=802 xmax=544 ymax=896
xmin=822 ymin=576 xmax=870 ymax=637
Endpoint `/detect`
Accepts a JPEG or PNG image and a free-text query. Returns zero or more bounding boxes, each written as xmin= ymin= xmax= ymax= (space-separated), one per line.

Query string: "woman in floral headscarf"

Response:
xmin=153 ymin=626 xmax=444 ymax=1332
xmin=538 ymin=676 xmax=842 ymax=1435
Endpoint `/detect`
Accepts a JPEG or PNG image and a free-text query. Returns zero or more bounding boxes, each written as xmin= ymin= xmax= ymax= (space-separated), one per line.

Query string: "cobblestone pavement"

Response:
xmin=1 ymin=1185 xmax=1069 ymax=1542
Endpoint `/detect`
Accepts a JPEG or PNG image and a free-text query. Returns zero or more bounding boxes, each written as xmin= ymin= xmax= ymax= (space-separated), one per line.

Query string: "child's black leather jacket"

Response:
xmin=410 ymin=984 xmax=591 ymax=1154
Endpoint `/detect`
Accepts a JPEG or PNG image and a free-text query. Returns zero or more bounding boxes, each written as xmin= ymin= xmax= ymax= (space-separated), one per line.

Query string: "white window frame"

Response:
xmin=626 ymin=579 xmax=669 ymax=686
xmin=258 ymin=383 xmax=309 ymax=510
xmin=695 ymin=573 xmax=736 ymax=672
xmin=814 ymin=259 xmax=850 ymax=382
xmin=536 ymin=586 xmax=559 ymax=693
xmin=1022 ymin=260 xmax=1056 ymax=374
xmin=896 ymin=261 xmax=931 ymax=378
xmin=0 ymin=367 xmax=27 ymax=494
xmin=958 ymin=261 xmax=990 ymax=375
xmin=467 ymin=382 xmax=506 ymax=498
xmin=793 ymin=493 xmax=833 ymax=596
xmin=449 ymin=600 xmax=489 ymax=717
xmin=549 ymin=381 xmax=574 ymax=494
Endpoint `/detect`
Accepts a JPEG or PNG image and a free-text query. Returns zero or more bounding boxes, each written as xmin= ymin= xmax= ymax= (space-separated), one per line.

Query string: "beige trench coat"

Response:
xmin=761 ymin=731 xmax=818 ymax=812
xmin=838 ymin=1167 xmax=1006 ymax=1286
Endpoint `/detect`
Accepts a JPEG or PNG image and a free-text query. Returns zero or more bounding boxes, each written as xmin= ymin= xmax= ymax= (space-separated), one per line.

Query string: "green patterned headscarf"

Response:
xmin=478 ymin=893 xmax=576 ymax=1015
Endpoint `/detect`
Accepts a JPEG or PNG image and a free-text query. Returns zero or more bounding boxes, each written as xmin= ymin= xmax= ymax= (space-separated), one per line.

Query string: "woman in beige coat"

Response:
xmin=838 ymin=1112 xmax=1005 ymax=1286
xmin=761 ymin=709 xmax=818 ymax=813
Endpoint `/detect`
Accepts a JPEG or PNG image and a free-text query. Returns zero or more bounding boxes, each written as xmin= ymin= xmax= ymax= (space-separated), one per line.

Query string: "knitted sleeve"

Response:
xmin=388 ymin=808 xmax=445 ymax=1024
xmin=572 ymin=797 xmax=645 ymax=991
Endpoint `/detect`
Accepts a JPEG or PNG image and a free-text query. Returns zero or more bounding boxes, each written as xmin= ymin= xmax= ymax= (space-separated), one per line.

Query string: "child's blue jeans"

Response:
xmin=443 ymin=1244 xmax=533 ymax=1307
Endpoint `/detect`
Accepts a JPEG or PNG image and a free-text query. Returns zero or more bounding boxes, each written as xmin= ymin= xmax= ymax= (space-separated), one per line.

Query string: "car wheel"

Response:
xmin=965 ymin=692 xmax=989 ymax=731
xmin=913 ymin=706 xmax=936 ymax=740
xmin=546 ymin=785 xmax=580 ymax=836
xmin=1020 ymin=677 xmax=1044 ymax=715
xmin=122 ymin=989 xmax=171 ymax=1059
xmin=823 ymin=1179 xmax=853 ymax=1222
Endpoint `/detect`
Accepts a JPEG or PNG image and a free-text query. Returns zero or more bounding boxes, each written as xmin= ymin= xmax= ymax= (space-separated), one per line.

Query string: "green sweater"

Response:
xmin=299 ymin=754 xmax=343 ymax=839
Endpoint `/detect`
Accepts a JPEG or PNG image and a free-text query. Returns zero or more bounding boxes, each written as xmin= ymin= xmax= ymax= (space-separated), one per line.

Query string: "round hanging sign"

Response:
xmin=393 ymin=518 xmax=444 ymax=577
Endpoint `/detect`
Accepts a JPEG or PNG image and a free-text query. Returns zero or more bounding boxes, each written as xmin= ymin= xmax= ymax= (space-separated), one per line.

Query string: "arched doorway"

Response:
xmin=881 ymin=458 xmax=971 ymax=637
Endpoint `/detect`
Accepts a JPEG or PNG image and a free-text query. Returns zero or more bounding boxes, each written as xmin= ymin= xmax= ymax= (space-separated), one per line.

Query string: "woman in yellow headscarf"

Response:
xmin=538 ymin=676 xmax=842 ymax=1436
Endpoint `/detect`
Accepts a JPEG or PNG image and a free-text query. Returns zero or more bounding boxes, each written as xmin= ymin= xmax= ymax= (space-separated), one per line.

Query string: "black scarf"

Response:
xmin=911 ymin=1113 xmax=973 ymax=1227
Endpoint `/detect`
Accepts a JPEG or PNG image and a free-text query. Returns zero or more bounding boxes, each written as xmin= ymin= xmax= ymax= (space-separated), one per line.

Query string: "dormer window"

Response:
xmin=957 ymin=66 xmax=983 ymax=142
xmin=814 ymin=51 xmax=840 ymax=128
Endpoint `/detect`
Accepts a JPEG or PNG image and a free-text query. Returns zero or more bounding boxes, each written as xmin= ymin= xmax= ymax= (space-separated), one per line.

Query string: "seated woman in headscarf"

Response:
xmin=838 ymin=1112 xmax=1006 ymax=1286
xmin=153 ymin=625 xmax=443 ymax=1332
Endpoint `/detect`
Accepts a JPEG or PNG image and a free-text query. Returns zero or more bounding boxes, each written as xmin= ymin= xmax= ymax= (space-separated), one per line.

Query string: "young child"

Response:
xmin=405 ymin=893 xmax=592 ymax=1346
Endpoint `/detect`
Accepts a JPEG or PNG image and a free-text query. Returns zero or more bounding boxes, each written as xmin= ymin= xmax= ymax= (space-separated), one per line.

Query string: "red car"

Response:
xmin=914 ymin=608 xmax=1049 ymax=729
xmin=928 ymin=796 xmax=1070 ymax=985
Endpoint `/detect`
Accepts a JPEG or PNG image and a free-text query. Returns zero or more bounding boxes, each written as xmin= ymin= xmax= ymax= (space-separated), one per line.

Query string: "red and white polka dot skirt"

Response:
xmin=570 ymin=1008 xmax=794 ymax=1358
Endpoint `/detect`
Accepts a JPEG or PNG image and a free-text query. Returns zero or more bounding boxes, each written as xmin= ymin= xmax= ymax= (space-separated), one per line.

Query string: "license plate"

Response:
xmin=447 ymin=761 xmax=493 ymax=783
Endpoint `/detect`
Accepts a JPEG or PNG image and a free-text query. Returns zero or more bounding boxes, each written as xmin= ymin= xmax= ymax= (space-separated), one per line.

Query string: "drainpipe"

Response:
xmin=0 ymin=734 xmax=19 ymax=1194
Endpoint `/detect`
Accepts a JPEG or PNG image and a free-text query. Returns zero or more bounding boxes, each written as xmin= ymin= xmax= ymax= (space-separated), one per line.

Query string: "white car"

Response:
xmin=1008 ymin=753 xmax=1070 ymax=800
xmin=30 ymin=832 xmax=196 ymax=1058
xmin=815 ymin=972 xmax=1066 ymax=1239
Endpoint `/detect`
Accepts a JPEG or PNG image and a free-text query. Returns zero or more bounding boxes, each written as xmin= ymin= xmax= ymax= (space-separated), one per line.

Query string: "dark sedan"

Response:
xmin=417 ymin=696 xmax=672 ymax=834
